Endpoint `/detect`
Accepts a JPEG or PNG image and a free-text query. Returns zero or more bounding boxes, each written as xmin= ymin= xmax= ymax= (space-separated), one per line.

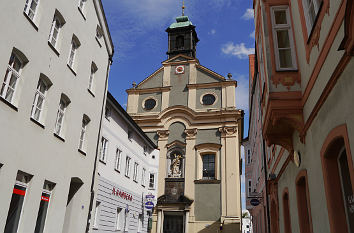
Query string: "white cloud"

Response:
xmin=250 ymin=30 xmax=255 ymax=39
xmin=221 ymin=42 xmax=255 ymax=59
xmin=209 ymin=29 xmax=216 ymax=35
xmin=242 ymin=8 xmax=254 ymax=20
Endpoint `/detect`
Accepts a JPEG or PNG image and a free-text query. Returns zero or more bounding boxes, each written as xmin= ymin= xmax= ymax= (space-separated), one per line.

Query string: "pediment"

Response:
xmin=162 ymin=54 xmax=198 ymax=65
xmin=136 ymin=67 xmax=164 ymax=89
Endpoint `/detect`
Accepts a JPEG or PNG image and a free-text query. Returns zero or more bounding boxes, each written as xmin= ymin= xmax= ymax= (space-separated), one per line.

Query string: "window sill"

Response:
xmin=142 ymin=184 xmax=145 ymax=187
xmin=99 ymin=159 xmax=106 ymax=164
xmin=133 ymin=179 xmax=138 ymax=183
xmin=114 ymin=168 xmax=120 ymax=173
xmin=30 ymin=117 xmax=45 ymax=129
xmin=95 ymin=37 xmax=102 ymax=47
xmin=78 ymin=148 xmax=86 ymax=156
xmin=78 ymin=7 xmax=86 ymax=20
xmin=194 ymin=179 xmax=221 ymax=184
xmin=48 ymin=41 xmax=60 ymax=57
xmin=23 ymin=12 xmax=38 ymax=31
xmin=0 ymin=97 xmax=18 ymax=111
xmin=88 ymin=88 xmax=95 ymax=97
xmin=54 ymin=133 xmax=65 ymax=142
xmin=67 ymin=64 xmax=77 ymax=76
xmin=125 ymin=175 xmax=130 ymax=179
xmin=148 ymin=187 xmax=155 ymax=190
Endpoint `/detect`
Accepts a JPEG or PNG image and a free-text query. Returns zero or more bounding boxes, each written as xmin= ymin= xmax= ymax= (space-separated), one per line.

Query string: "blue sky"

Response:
xmin=102 ymin=0 xmax=254 ymax=211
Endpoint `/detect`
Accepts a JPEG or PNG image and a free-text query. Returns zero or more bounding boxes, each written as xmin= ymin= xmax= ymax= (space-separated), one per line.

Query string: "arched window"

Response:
xmin=295 ymin=170 xmax=313 ymax=233
xmin=48 ymin=10 xmax=66 ymax=50
xmin=31 ymin=74 xmax=52 ymax=123
xmin=282 ymin=189 xmax=292 ymax=233
xmin=176 ymin=36 xmax=184 ymax=49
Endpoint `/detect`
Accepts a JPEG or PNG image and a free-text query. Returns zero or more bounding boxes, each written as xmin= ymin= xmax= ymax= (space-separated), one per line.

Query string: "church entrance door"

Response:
xmin=163 ymin=213 xmax=184 ymax=233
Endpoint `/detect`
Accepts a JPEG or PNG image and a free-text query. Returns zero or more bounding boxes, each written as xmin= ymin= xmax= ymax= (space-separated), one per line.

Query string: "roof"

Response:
xmin=169 ymin=15 xmax=193 ymax=29
xmin=106 ymin=92 xmax=158 ymax=149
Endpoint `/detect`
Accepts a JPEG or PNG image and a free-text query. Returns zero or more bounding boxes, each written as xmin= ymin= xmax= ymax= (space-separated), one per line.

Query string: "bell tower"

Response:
xmin=166 ymin=3 xmax=199 ymax=58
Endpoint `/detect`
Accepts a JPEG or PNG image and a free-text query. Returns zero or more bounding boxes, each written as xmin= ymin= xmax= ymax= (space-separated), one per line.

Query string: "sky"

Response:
xmin=101 ymin=0 xmax=255 ymax=211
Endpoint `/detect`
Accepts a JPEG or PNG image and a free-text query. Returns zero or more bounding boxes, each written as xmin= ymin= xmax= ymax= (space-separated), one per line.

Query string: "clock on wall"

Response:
xmin=175 ymin=65 xmax=185 ymax=74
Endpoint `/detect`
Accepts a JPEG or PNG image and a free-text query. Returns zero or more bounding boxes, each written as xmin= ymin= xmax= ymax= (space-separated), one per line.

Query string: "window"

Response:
xmin=48 ymin=17 xmax=61 ymax=48
xmin=138 ymin=214 xmax=143 ymax=233
xmin=202 ymin=94 xmax=216 ymax=105
xmin=93 ymin=201 xmax=100 ymax=228
xmin=115 ymin=207 xmax=123 ymax=230
xmin=24 ymin=0 xmax=39 ymax=21
xmin=114 ymin=148 xmax=122 ymax=171
xmin=54 ymin=95 xmax=70 ymax=136
xmin=96 ymin=25 xmax=103 ymax=47
xmin=68 ymin=36 xmax=80 ymax=70
xmin=248 ymin=180 xmax=252 ymax=196
xmin=105 ymin=106 xmax=111 ymax=120
xmin=88 ymin=63 xmax=97 ymax=93
xmin=247 ymin=150 xmax=251 ymax=164
xmin=149 ymin=173 xmax=155 ymax=189
xmin=125 ymin=156 xmax=131 ymax=177
xmin=128 ymin=129 xmax=133 ymax=140
xmin=31 ymin=78 xmax=49 ymax=122
xmin=133 ymin=162 xmax=139 ymax=182
xmin=141 ymin=168 xmax=146 ymax=186
xmin=302 ymin=0 xmax=322 ymax=34
xmin=283 ymin=191 xmax=292 ymax=233
xmin=296 ymin=172 xmax=313 ymax=233
xmin=176 ymin=35 xmax=184 ymax=49
xmin=4 ymin=171 xmax=32 ymax=233
xmin=99 ymin=137 xmax=108 ymax=162
xmin=1 ymin=52 xmax=24 ymax=104
xmin=202 ymin=154 xmax=215 ymax=179
xmin=79 ymin=115 xmax=90 ymax=152
xmin=271 ymin=6 xmax=297 ymax=70
xmin=34 ymin=181 xmax=55 ymax=233
xmin=78 ymin=0 xmax=87 ymax=13
xmin=144 ymin=98 xmax=156 ymax=110
xmin=143 ymin=145 xmax=148 ymax=155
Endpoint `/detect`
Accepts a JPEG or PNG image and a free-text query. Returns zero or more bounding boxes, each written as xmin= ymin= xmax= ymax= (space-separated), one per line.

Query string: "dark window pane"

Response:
xmin=202 ymin=94 xmax=216 ymax=105
xmin=34 ymin=193 xmax=50 ymax=233
xmin=144 ymin=99 xmax=156 ymax=110
xmin=5 ymin=185 xmax=26 ymax=233
xmin=202 ymin=154 xmax=215 ymax=179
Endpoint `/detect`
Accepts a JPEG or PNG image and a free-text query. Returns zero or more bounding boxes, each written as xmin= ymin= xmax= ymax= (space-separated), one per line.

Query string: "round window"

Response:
xmin=144 ymin=98 xmax=156 ymax=110
xmin=202 ymin=94 xmax=216 ymax=105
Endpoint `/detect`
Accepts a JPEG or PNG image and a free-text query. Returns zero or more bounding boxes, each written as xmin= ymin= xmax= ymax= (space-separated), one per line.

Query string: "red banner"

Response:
xmin=13 ymin=188 xmax=26 ymax=196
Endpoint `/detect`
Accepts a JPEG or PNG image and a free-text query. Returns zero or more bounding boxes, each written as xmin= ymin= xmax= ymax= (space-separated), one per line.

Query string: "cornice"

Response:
xmin=135 ymin=66 xmax=163 ymax=88
xmin=184 ymin=128 xmax=198 ymax=139
xmin=194 ymin=143 xmax=222 ymax=150
xmin=196 ymin=64 xmax=226 ymax=81
xmin=126 ymin=86 xmax=171 ymax=94
xmin=187 ymin=81 xmax=237 ymax=89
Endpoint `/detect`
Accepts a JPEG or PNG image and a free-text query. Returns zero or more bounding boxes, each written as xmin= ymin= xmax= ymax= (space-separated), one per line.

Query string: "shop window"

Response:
xmin=296 ymin=171 xmax=313 ymax=233
xmin=93 ymin=201 xmax=100 ymax=229
xmin=115 ymin=207 xmax=123 ymax=230
xmin=202 ymin=154 xmax=215 ymax=179
xmin=4 ymin=171 xmax=33 ymax=233
xmin=34 ymin=180 xmax=55 ymax=233
xmin=138 ymin=214 xmax=143 ymax=233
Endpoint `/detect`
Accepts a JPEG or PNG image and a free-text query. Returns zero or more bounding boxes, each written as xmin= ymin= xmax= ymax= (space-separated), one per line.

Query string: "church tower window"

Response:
xmin=176 ymin=36 xmax=184 ymax=50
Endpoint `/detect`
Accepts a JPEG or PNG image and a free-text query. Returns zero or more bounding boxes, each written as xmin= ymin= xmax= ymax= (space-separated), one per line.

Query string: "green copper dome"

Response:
xmin=169 ymin=15 xmax=193 ymax=29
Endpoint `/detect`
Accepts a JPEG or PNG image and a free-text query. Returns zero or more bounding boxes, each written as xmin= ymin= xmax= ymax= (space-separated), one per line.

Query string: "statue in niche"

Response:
xmin=168 ymin=152 xmax=183 ymax=178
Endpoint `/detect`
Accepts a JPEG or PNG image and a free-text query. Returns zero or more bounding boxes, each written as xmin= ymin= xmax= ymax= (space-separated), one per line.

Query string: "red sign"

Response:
xmin=13 ymin=188 xmax=26 ymax=196
xmin=112 ymin=187 xmax=133 ymax=201
xmin=41 ymin=196 xmax=50 ymax=202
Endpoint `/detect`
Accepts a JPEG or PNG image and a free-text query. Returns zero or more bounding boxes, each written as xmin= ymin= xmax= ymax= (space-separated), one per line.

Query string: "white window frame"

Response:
xmin=149 ymin=173 xmax=155 ymax=189
xmin=99 ymin=137 xmax=108 ymax=163
xmin=133 ymin=162 xmax=139 ymax=182
xmin=141 ymin=168 xmax=146 ymax=187
xmin=79 ymin=116 xmax=89 ymax=152
xmin=302 ymin=0 xmax=322 ymax=35
xmin=88 ymin=64 xmax=96 ymax=92
xmin=270 ymin=6 xmax=297 ymax=71
xmin=24 ymin=0 xmax=40 ymax=21
xmin=31 ymin=79 xmax=47 ymax=122
xmin=68 ymin=40 xmax=78 ymax=69
xmin=48 ymin=17 xmax=61 ymax=48
xmin=115 ymin=207 xmax=123 ymax=230
xmin=1 ymin=53 xmax=23 ymax=104
xmin=93 ymin=201 xmax=100 ymax=229
xmin=125 ymin=156 xmax=131 ymax=177
xmin=54 ymin=98 xmax=68 ymax=136
xmin=114 ymin=148 xmax=122 ymax=172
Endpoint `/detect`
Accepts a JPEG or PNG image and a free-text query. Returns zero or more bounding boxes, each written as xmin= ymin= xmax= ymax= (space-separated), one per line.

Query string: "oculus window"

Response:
xmin=202 ymin=94 xmax=216 ymax=105
xmin=144 ymin=98 xmax=156 ymax=110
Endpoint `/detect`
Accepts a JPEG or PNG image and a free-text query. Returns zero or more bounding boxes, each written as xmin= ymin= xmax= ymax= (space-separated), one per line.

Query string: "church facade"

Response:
xmin=126 ymin=15 xmax=243 ymax=233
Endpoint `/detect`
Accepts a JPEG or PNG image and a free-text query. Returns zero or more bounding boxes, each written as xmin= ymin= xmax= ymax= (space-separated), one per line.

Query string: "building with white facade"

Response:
xmin=91 ymin=92 xmax=159 ymax=233
xmin=0 ymin=0 xmax=113 ymax=232
xmin=242 ymin=211 xmax=252 ymax=233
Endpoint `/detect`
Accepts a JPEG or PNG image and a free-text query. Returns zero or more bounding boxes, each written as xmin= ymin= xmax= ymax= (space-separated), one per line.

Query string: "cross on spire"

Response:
xmin=182 ymin=0 xmax=185 ymax=16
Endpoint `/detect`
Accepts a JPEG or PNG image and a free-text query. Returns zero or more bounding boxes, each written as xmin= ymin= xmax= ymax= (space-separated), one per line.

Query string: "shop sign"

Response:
xmin=250 ymin=199 xmax=260 ymax=206
xmin=145 ymin=201 xmax=154 ymax=209
xmin=112 ymin=187 xmax=133 ymax=201
xmin=145 ymin=194 xmax=155 ymax=199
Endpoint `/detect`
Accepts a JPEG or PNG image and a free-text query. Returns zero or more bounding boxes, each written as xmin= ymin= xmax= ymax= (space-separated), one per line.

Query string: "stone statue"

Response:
xmin=169 ymin=153 xmax=182 ymax=178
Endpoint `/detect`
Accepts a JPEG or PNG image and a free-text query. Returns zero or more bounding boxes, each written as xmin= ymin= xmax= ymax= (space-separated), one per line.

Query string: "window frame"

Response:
xmin=148 ymin=173 xmax=155 ymax=189
xmin=54 ymin=97 xmax=68 ymax=137
xmin=48 ymin=17 xmax=61 ymax=49
xmin=202 ymin=154 xmax=216 ymax=180
xmin=115 ymin=207 xmax=123 ymax=231
xmin=141 ymin=168 xmax=146 ymax=187
xmin=31 ymin=78 xmax=48 ymax=123
xmin=114 ymin=148 xmax=122 ymax=172
xmin=270 ymin=6 xmax=297 ymax=71
xmin=24 ymin=0 xmax=40 ymax=22
xmin=67 ymin=38 xmax=80 ymax=70
xmin=125 ymin=156 xmax=131 ymax=177
xmin=99 ymin=137 xmax=108 ymax=163
xmin=133 ymin=162 xmax=139 ymax=182
xmin=78 ymin=116 xmax=90 ymax=152
xmin=302 ymin=0 xmax=322 ymax=36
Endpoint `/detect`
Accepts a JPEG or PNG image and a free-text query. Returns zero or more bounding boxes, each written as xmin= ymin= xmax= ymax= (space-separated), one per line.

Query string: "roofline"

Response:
xmin=107 ymin=92 xmax=158 ymax=149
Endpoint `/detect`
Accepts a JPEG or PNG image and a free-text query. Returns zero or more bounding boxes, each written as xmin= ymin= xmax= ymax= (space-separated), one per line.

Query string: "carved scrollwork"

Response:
xmin=157 ymin=130 xmax=169 ymax=140
xmin=218 ymin=126 xmax=238 ymax=137
xmin=184 ymin=128 xmax=197 ymax=139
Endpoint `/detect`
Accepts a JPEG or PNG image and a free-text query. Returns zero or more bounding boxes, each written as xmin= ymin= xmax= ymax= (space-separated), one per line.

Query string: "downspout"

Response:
xmin=85 ymin=55 xmax=113 ymax=233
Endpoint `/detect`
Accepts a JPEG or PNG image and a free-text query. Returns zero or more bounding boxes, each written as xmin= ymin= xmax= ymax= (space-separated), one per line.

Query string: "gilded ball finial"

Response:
xmin=182 ymin=0 xmax=185 ymax=16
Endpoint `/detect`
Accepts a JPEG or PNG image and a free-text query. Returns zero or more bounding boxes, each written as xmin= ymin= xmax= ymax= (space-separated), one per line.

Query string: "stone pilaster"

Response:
xmin=157 ymin=130 xmax=169 ymax=197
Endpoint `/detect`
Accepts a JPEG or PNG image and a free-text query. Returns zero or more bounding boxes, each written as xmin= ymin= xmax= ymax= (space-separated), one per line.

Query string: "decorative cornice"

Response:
xmin=166 ymin=140 xmax=186 ymax=149
xmin=184 ymin=128 xmax=197 ymax=139
xmin=157 ymin=130 xmax=169 ymax=140
xmin=126 ymin=86 xmax=171 ymax=94
xmin=187 ymin=81 xmax=237 ymax=89
xmin=194 ymin=143 xmax=222 ymax=151
xmin=219 ymin=126 xmax=238 ymax=137
xmin=161 ymin=54 xmax=199 ymax=65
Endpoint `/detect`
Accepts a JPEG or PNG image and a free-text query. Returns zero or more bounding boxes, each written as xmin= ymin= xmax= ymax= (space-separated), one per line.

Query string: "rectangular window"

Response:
xmin=248 ymin=180 xmax=252 ymax=196
xmin=296 ymin=175 xmax=313 ymax=233
xmin=31 ymin=79 xmax=47 ymax=122
xmin=48 ymin=17 xmax=61 ymax=48
xmin=125 ymin=156 xmax=131 ymax=177
xmin=115 ymin=207 xmax=123 ymax=230
xmin=88 ymin=64 xmax=97 ymax=92
xmin=54 ymin=97 xmax=68 ymax=136
xmin=202 ymin=154 xmax=215 ymax=180
xmin=24 ymin=0 xmax=39 ymax=21
xmin=247 ymin=150 xmax=251 ymax=164
xmin=99 ymin=137 xmax=108 ymax=162
xmin=303 ymin=0 xmax=322 ymax=34
xmin=93 ymin=201 xmax=100 ymax=228
xmin=5 ymin=171 xmax=32 ymax=233
xmin=79 ymin=116 xmax=89 ymax=152
xmin=149 ymin=173 xmax=155 ymax=189
xmin=271 ymin=6 xmax=297 ymax=70
xmin=105 ymin=106 xmax=111 ymax=120
xmin=68 ymin=40 xmax=78 ymax=69
xmin=1 ymin=53 xmax=23 ymax=103
xmin=128 ymin=129 xmax=133 ymax=140
xmin=34 ymin=181 xmax=55 ymax=233
xmin=114 ymin=148 xmax=122 ymax=171
xmin=141 ymin=168 xmax=146 ymax=187
xmin=133 ymin=162 xmax=139 ymax=182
